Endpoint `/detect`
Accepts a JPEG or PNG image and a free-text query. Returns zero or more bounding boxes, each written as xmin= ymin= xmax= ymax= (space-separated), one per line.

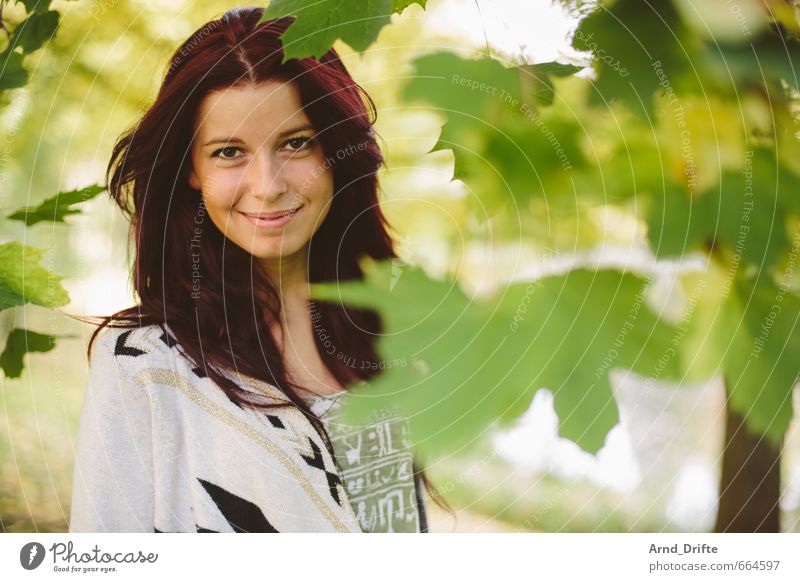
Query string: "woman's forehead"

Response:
xmin=193 ymin=80 xmax=312 ymax=141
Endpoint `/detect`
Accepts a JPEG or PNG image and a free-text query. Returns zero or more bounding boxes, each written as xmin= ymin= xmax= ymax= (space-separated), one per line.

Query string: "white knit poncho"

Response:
xmin=70 ymin=324 xmax=362 ymax=533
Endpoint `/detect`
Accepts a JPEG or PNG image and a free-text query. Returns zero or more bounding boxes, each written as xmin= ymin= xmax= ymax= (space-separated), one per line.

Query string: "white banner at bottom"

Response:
xmin=1 ymin=533 xmax=799 ymax=581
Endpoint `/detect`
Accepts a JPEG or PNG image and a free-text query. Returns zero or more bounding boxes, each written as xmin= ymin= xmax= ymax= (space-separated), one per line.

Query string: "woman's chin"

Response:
xmin=249 ymin=244 xmax=306 ymax=264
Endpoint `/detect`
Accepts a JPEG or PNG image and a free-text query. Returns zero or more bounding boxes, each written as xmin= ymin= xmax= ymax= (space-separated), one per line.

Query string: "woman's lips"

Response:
xmin=240 ymin=206 xmax=302 ymax=228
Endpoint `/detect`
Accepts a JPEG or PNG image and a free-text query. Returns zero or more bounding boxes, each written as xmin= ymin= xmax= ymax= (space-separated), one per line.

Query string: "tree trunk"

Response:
xmin=714 ymin=389 xmax=782 ymax=532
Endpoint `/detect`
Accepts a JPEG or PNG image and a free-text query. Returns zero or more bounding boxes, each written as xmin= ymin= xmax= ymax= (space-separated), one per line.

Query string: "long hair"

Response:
xmin=75 ymin=6 xmax=451 ymax=518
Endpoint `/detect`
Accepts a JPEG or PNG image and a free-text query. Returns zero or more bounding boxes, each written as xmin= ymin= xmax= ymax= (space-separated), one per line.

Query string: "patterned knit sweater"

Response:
xmin=70 ymin=324 xmax=374 ymax=533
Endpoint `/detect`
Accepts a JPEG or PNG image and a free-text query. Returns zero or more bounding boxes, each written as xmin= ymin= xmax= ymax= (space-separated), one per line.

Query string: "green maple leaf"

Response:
xmin=7 ymin=10 xmax=59 ymax=54
xmin=572 ymin=0 xmax=700 ymax=119
xmin=0 ymin=328 xmax=56 ymax=379
xmin=404 ymin=53 xmax=585 ymax=209
xmin=311 ymin=260 xmax=679 ymax=458
xmin=647 ymin=149 xmax=800 ymax=270
xmin=7 ymin=184 xmax=105 ymax=226
xmin=725 ymin=277 xmax=800 ymax=445
xmin=430 ymin=113 xmax=585 ymax=216
xmin=474 ymin=117 xmax=582 ymax=194
xmin=646 ymin=181 xmax=711 ymax=259
xmin=697 ymin=19 xmax=800 ymax=96
xmin=519 ymin=61 xmax=582 ymax=107
xmin=409 ymin=53 xmax=520 ymax=143
xmin=391 ymin=0 xmax=421 ymax=11
xmin=18 ymin=0 xmax=54 ymax=13
xmin=573 ymin=0 xmax=800 ymax=117
xmin=496 ymin=268 xmax=682 ymax=451
xmin=0 ymin=51 xmax=29 ymax=90
xmin=679 ymin=267 xmax=800 ymax=446
xmin=260 ymin=0 xmax=427 ymax=61
xmin=0 ymin=241 xmax=70 ymax=311
xmin=405 ymin=53 xmax=578 ymax=142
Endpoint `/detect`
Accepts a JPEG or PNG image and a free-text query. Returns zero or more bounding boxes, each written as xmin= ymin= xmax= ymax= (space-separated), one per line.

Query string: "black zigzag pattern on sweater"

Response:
xmin=197 ymin=478 xmax=279 ymax=533
xmin=158 ymin=329 xmax=177 ymax=349
xmin=114 ymin=330 xmax=146 ymax=357
xmin=300 ymin=438 xmax=343 ymax=506
xmin=154 ymin=525 xmax=220 ymax=533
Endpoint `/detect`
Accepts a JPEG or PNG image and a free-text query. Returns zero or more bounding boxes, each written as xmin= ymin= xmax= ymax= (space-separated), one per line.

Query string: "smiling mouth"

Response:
xmin=239 ymin=206 xmax=303 ymax=227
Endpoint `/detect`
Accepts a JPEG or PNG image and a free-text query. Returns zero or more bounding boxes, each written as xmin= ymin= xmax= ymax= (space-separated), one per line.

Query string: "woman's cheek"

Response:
xmin=297 ymin=156 xmax=331 ymax=190
xmin=206 ymin=174 xmax=241 ymax=206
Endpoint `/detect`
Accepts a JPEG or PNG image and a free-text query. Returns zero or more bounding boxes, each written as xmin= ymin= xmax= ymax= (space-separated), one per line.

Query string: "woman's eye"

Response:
xmin=212 ymin=146 xmax=242 ymax=159
xmin=284 ymin=136 xmax=313 ymax=152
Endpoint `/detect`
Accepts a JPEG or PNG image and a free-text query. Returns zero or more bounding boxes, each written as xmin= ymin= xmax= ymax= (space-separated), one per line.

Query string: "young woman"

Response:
xmin=70 ymin=6 xmax=447 ymax=533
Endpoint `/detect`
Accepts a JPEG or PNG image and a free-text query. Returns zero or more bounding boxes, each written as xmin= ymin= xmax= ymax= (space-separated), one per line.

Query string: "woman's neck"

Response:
xmin=260 ymin=252 xmax=309 ymax=305
xmin=259 ymin=253 xmax=309 ymax=330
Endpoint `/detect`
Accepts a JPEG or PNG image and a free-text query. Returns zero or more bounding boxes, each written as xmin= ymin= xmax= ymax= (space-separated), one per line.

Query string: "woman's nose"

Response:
xmin=245 ymin=150 xmax=288 ymax=201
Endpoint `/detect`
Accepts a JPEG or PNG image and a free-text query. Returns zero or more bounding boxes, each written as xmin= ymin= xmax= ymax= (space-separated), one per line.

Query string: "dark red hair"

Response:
xmin=76 ymin=6 xmax=450 ymax=516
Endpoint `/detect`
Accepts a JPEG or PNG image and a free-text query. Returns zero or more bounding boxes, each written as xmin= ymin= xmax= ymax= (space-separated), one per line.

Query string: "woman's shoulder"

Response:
xmin=87 ymin=322 xmax=217 ymax=405
xmin=89 ymin=323 xmax=182 ymax=371
xmin=89 ymin=324 xmax=284 ymax=401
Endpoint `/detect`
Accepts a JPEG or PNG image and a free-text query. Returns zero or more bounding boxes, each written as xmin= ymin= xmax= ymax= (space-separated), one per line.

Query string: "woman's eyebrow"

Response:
xmin=202 ymin=124 xmax=315 ymax=148
xmin=276 ymin=123 xmax=314 ymax=137
xmin=203 ymin=136 xmax=245 ymax=147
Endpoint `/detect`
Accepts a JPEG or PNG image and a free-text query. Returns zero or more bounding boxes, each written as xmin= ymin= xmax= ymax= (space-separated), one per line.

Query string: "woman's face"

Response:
xmin=189 ymin=80 xmax=333 ymax=270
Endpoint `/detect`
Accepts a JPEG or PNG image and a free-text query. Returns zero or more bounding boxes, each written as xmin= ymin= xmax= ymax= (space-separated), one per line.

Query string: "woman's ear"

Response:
xmin=188 ymin=168 xmax=200 ymax=191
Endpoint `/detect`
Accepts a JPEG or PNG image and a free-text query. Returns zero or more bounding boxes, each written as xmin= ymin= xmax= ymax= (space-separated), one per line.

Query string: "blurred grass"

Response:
xmin=423 ymin=413 xmax=800 ymax=533
xmin=425 ymin=441 xmax=672 ymax=533
xmin=0 ymin=310 xmax=88 ymax=533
